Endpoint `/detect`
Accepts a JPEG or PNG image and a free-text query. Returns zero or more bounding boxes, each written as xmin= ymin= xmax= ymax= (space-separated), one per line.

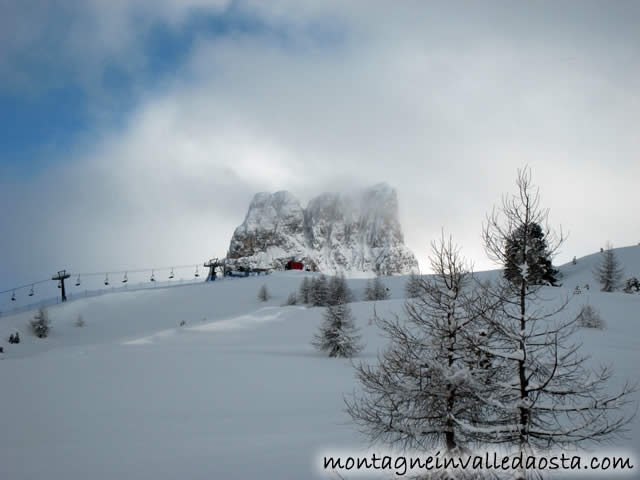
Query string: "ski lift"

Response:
xmin=122 ymin=272 xmax=128 ymax=283
xmin=11 ymin=290 xmax=16 ymax=301
xmin=58 ymin=281 xmax=62 ymax=289
xmin=104 ymin=273 xmax=110 ymax=286
xmin=150 ymin=270 xmax=156 ymax=282
xmin=28 ymin=285 xmax=34 ymax=297
xmin=169 ymin=268 xmax=174 ymax=280
xmin=194 ymin=265 xmax=200 ymax=278
xmin=75 ymin=275 xmax=81 ymax=286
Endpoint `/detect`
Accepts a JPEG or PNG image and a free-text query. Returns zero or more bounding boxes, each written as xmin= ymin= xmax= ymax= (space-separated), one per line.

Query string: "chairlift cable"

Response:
xmin=1 ymin=260 xmax=208 ymax=297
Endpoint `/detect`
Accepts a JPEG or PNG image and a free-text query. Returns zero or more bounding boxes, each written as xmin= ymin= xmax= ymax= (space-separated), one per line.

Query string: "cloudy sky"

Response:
xmin=1 ymin=1 xmax=639 ymax=295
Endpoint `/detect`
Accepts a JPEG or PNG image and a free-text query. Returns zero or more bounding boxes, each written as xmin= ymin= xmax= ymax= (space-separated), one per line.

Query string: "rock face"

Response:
xmin=226 ymin=183 xmax=418 ymax=275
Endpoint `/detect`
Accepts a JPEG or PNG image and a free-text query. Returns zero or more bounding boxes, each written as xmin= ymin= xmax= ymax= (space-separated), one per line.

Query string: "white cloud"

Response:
xmin=2 ymin=1 xmax=640 ymax=288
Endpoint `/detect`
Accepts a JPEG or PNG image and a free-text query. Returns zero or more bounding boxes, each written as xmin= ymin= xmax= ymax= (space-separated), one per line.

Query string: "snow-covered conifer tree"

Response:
xmin=404 ymin=271 xmax=422 ymax=298
xmin=283 ymin=292 xmax=298 ymax=305
xmin=312 ymin=302 xmax=362 ymax=358
xmin=299 ymin=277 xmax=312 ymax=304
xmin=310 ymin=274 xmax=329 ymax=306
xmin=30 ymin=307 xmax=50 ymax=338
xmin=327 ymin=274 xmax=353 ymax=305
xmin=595 ymin=242 xmax=624 ymax=292
xmin=504 ymin=222 xmax=559 ymax=286
xmin=364 ymin=276 xmax=389 ymax=301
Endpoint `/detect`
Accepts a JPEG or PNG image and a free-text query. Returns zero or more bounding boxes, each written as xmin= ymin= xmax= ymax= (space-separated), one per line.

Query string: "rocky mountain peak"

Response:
xmin=226 ymin=184 xmax=418 ymax=275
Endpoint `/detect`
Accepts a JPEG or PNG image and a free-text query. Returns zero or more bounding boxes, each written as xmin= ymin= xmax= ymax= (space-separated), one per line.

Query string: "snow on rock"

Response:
xmin=226 ymin=183 xmax=418 ymax=275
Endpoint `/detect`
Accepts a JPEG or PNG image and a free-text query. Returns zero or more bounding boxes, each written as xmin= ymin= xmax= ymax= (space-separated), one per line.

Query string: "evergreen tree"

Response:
xmin=284 ymin=292 xmax=298 ymax=305
xmin=595 ymin=242 xmax=624 ymax=292
xmin=298 ymin=277 xmax=312 ymax=304
xmin=364 ymin=276 xmax=389 ymax=301
xmin=310 ymin=274 xmax=329 ymax=306
xmin=404 ymin=271 xmax=422 ymax=298
xmin=504 ymin=222 xmax=559 ymax=286
xmin=327 ymin=274 xmax=353 ymax=305
xmin=30 ymin=307 xmax=50 ymax=338
xmin=312 ymin=302 xmax=362 ymax=358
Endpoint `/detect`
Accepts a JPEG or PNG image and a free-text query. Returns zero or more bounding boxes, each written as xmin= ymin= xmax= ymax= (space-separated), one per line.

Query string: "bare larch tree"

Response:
xmin=476 ymin=168 xmax=636 ymax=478
xmin=346 ymin=234 xmax=494 ymax=457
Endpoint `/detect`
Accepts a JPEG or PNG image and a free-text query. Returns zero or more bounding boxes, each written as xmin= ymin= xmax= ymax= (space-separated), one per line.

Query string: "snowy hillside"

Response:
xmin=0 ymin=247 xmax=639 ymax=479
xmin=557 ymin=245 xmax=640 ymax=290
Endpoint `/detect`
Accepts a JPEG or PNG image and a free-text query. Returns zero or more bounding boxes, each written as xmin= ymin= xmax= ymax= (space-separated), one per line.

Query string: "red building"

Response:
xmin=285 ymin=261 xmax=304 ymax=270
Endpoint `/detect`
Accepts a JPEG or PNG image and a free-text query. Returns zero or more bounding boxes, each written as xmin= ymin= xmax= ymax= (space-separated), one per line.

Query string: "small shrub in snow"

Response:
xmin=179 ymin=320 xmax=186 ymax=327
xmin=623 ymin=277 xmax=640 ymax=294
xmin=75 ymin=314 xmax=85 ymax=327
xmin=8 ymin=332 xmax=20 ymax=344
xmin=364 ymin=276 xmax=389 ymax=301
xmin=30 ymin=307 xmax=50 ymax=338
xmin=257 ymin=284 xmax=270 ymax=302
xmin=573 ymin=285 xmax=581 ymax=295
xmin=578 ymin=304 xmax=605 ymax=329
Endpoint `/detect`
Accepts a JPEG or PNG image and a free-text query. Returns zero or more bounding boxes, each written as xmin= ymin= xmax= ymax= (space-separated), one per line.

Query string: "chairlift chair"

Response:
xmin=11 ymin=290 xmax=16 ymax=301
xmin=28 ymin=285 xmax=34 ymax=297
xmin=58 ymin=281 xmax=62 ymax=289
xmin=150 ymin=270 xmax=156 ymax=282
xmin=104 ymin=273 xmax=110 ymax=286
xmin=169 ymin=268 xmax=174 ymax=280
xmin=194 ymin=265 xmax=200 ymax=278
xmin=122 ymin=272 xmax=128 ymax=283
xmin=75 ymin=275 xmax=81 ymax=286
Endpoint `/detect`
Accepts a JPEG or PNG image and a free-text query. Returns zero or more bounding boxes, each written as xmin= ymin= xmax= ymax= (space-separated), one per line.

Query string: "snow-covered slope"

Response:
xmin=226 ymin=183 xmax=418 ymax=275
xmin=0 ymin=247 xmax=638 ymax=479
xmin=557 ymin=245 xmax=640 ymax=290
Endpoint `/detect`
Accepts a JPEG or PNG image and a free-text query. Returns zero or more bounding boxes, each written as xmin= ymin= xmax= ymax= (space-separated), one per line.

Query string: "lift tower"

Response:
xmin=204 ymin=258 xmax=221 ymax=282
xmin=52 ymin=270 xmax=71 ymax=302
